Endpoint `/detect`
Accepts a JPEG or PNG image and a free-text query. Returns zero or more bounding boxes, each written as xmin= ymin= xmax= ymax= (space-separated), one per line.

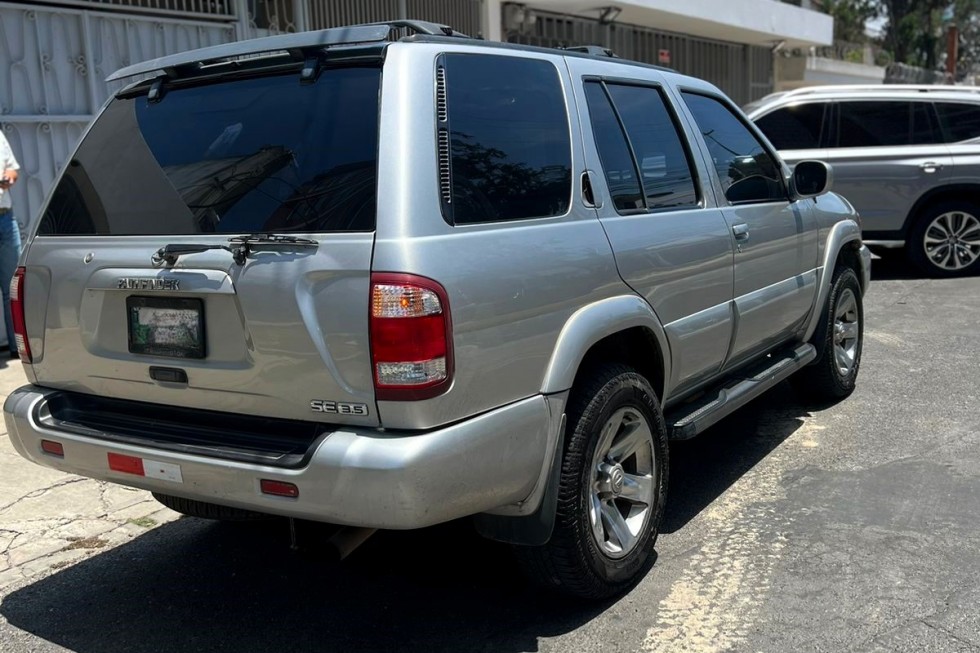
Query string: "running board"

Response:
xmin=666 ymin=343 xmax=816 ymax=440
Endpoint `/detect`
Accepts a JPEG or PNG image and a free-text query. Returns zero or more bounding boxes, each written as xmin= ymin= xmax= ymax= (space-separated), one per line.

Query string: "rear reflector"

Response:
xmin=40 ymin=440 xmax=64 ymax=457
xmin=370 ymin=273 xmax=453 ymax=401
xmin=10 ymin=267 xmax=31 ymax=363
xmin=108 ymin=452 xmax=145 ymax=476
xmin=260 ymin=479 xmax=299 ymax=498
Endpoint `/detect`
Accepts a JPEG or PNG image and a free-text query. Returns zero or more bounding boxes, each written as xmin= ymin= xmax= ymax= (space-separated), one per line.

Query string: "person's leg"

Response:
xmin=0 ymin=210 xmax=22 ymax=353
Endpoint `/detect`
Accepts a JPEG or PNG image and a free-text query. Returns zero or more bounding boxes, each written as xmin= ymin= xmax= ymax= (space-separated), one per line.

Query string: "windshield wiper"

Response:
xmin=227 ymin=233 xmax=319 ymax=265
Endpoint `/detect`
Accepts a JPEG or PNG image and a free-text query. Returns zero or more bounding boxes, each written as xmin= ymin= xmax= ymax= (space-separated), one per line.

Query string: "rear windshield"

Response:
xmin=39 ymin=67 xmax=380 ymax=236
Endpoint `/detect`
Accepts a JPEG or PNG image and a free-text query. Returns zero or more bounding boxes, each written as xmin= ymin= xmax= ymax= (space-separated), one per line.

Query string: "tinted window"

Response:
xmin=754 ymin=103 xmax=825 ymax=150
xmin=40 ymin=68 xmax=380 ymax=236
xmin=583 ymin=83 xmax=644 ymax=211
xmin=912 ymin=102 xmax=942 ymax=145
xmin=837 ymin=101 xmax=913 ymax=147
xmin=604 ymin=84 xmax=697 ymax=209
xmin=682 ymin=93 xmax=786 ymax=204
xmin=442 ymin=54 xmax=571 ymax=224
xmin=935 ymin=102 xmax=980 ymax=142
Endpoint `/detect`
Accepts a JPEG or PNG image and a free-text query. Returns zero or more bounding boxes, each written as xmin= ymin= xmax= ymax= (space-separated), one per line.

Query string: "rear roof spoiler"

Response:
xmin=106 ymin=20 xmax=471 ymax=82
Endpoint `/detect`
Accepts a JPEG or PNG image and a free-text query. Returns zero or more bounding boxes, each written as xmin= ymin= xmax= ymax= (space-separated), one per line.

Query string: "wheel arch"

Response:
xmin=901 ymin=184 xmax=980 ymax=237
xmin=539 ymin=295 xmax=671 ymax=402
xmin=803 ymin=219 xmax=869 ymax=344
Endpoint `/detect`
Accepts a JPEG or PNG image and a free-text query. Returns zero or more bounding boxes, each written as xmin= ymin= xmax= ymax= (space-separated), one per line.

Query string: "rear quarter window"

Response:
xmin=438 ymin=53 xmax=572 ymax=225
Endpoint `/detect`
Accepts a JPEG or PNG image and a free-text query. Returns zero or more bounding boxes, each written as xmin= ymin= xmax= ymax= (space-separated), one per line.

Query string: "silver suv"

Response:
xmin=3 ymin=21 xmax=870 ymax=598
xmin=747 ymin=85 xmax=980 ymax=277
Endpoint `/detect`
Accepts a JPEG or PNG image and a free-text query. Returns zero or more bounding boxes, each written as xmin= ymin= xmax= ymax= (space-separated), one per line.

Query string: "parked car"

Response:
xmin=746 ymin=85 xmax=980 ymax=277
xmin=3 ymin=21 xmax=870 ymax=599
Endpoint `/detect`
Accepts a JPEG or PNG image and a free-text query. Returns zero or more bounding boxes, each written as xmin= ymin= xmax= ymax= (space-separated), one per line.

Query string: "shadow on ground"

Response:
xmin=663 ymin=381 xmax=810 ymax=533
xmin=1 ymin=385 xmax=818 ymax=653
xmin=869 ymin=253 xmax=935 ymax=281
xmin=2 ymin=515 xmax=611 ymax=653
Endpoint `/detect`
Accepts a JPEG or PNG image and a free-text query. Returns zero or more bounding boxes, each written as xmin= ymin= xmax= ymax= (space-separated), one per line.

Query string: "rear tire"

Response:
xmin=794 ymin=266 xmax=863 ymax=403
xmin=908 ymin=201 xmax=980 ymax=277
xmin=152 ymin=493 xmax=271 ymax=521
xmin=513 ymin=363 xmax=668 ymax=599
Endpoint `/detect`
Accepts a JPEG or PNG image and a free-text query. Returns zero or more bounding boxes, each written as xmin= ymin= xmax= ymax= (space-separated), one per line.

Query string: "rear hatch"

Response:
xmin=25 ymin=64 xmax=381 ymax=427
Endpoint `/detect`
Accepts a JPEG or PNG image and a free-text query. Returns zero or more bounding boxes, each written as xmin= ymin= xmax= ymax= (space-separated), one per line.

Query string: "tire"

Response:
xmin=152 ymin=493 xmax=271 ymax=521
xmin=794 ymin=266 xmax=863 ymax=403
xmin=908 ymin=201 xmax=980 ymax=277
xmin=513 ymin=363 xmax=669 ymax=600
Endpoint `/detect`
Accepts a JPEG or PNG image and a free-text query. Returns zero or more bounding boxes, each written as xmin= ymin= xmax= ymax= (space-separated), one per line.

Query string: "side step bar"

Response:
xmin=666 ymin=343 xmax=817 ymax=440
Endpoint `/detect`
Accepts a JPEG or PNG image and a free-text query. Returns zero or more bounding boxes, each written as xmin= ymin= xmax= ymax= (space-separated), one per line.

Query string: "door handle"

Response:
xmin=920 ymin=161 xmax=943 ymax=174
xmin=732 ymin=223 xmax=750 ymax=241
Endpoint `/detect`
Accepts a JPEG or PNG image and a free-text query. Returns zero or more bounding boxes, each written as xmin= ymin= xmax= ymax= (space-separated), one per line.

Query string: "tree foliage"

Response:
xmin=822 ymin=0 xmax=980 ymax=75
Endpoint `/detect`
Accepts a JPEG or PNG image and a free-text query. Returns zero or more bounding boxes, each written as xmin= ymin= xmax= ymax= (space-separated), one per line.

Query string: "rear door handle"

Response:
xmin=920 ymin=161 xmax=943 ymax=173
xmin=732 ymin=223 xmax=750 ymax=241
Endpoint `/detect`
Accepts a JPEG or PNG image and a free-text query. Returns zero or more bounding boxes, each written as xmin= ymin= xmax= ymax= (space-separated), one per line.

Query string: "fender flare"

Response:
xmin=539 ymin=294 xmax=672 ymax=398
xmin=802 ymin=219 xmax=870 ymax=343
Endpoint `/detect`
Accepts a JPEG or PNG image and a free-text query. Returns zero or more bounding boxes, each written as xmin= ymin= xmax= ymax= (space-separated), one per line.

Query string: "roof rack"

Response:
xmin=106 ymin=20 xmax=472 ymax=82
xmin=778 ymin=84 xmax=980 ymax=99
xmin=562 ymin=45 xmax=618 ymax=58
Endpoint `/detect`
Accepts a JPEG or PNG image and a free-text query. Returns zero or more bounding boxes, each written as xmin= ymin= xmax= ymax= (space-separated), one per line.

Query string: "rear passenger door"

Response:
xmin=566 ymin=59 xmax=735 ymax=395
xmin=822 ymin=100 xmax=951 ymax=234
xmin=679 ymin=91 xmax=819 ymax=366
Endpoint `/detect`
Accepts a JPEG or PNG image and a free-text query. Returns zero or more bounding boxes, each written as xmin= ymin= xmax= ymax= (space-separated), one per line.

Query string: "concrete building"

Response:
xmin=0 ymin=0 xmax=833 ymax=228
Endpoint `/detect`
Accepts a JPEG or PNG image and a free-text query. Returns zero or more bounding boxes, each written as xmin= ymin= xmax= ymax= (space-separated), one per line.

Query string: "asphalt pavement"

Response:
xmin=1 ymin=256 xmax=979 ymax=653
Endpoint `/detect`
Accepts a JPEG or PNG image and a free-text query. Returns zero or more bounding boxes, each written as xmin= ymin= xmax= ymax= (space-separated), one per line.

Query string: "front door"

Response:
xmin=678 ymin=91 xmax=820 ymax=367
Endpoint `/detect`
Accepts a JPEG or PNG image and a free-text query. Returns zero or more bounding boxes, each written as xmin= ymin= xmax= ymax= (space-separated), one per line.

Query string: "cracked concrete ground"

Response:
xmin=0 ymin=363 xmax=179 ymax=592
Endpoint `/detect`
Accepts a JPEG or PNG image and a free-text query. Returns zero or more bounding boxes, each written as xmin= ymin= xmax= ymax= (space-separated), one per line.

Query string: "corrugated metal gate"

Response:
xmin=0 ymin=1 xmax=235 ymax=234
xmin=306 ymin=0 xmax=482 ymax=35
xmin=505 ymin=8 xmax=773 ymax=106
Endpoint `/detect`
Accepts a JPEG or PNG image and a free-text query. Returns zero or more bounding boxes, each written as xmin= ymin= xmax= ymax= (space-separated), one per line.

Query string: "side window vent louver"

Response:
xmin=436 ymin=64 xmax=452 ymax=208
xmin=436 ymin=65 xmax=448 ymax=122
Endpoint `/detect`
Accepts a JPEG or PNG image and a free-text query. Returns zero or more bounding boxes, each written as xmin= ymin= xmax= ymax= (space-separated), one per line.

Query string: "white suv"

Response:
xmin=747 ymin=85 xmax=980 ymax=277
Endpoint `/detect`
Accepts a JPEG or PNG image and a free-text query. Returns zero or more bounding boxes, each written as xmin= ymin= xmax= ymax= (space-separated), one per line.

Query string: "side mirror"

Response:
xmin=791 ymin=160 xmax=833 ymax=199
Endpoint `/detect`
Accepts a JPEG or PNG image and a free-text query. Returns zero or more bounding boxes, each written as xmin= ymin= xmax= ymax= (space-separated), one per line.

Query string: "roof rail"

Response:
xmin=779 ymin=84 xmax=980 ymax=99
xmin=106 ymin=20 xmax=472 ymax=82
xmin=562 ymin=45 xmax=618 ymax=58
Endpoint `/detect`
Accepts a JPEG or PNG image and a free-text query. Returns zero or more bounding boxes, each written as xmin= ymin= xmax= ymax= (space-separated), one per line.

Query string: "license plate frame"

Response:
xmin=127 ymin=296 xmax=206 ymax=359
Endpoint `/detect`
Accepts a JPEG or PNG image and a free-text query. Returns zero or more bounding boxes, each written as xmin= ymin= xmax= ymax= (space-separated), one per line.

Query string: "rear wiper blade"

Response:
xmin=152 ymin=243 xmax=234 ymax=267
xmin=227 ymin=233 xmax=319 ymax=265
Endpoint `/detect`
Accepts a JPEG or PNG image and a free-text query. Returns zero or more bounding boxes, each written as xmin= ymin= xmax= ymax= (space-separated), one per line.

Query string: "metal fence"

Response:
xmin=504 ymin=8 xmax=773 ymax=106
xmin=0 ymin=1 xmax=235 ymax=231
xmin=307 ymin=0 xmax=482 ymax=36
xmin=14 ymin=0 xmax=234 ymax=20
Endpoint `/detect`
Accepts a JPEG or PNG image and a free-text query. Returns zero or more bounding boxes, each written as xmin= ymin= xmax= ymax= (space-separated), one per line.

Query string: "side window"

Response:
xmin=911 ymin=102 xmax=943 ymax=145
xmin=682 ymin=92 xmax=786 ymax=204
xmin=583 ymin=83 xmax=644 ymax=211
xmin=837 ymin=101 xmax=913 ymax=147
xmin=935 ymin=102 xmax=980 ymax=142
xmin=583 ymin=82 xmax=698 ymax=212
xmin=753 ymin=103 xmax=826 ymax=150
xmin=440 ymin=54 xmax=572 ymax=225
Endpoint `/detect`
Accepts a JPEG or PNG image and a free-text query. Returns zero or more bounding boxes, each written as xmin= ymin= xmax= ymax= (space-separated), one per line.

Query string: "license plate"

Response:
xmin=127 ymin=296 xmax=205 ymax=359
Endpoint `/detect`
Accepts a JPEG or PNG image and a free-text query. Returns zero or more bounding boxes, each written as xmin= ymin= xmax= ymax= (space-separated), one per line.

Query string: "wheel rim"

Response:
xmin=833 ymin=288 xmax=860 ymax=377
xmin=588 ymin=406 xmax=656 ymax=559
xmin=923 ymin=211 xmax=980 ymax=271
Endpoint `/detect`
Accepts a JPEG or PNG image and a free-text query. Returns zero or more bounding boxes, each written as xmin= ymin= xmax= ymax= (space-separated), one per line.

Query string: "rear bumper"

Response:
xmin=4 ymin=386 xmax=562 ymax=529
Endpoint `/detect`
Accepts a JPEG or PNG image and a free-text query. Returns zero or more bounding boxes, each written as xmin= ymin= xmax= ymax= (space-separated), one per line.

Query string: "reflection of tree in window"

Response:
xmin=450 ymin=132 xmax=570 ymax=223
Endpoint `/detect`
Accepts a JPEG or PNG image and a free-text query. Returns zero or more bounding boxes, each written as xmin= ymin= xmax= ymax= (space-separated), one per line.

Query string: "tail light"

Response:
xmin=370 ymin=273 xmax=453 ymax=400
xmin=10 ymin=267 xmax=31 ymax=363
